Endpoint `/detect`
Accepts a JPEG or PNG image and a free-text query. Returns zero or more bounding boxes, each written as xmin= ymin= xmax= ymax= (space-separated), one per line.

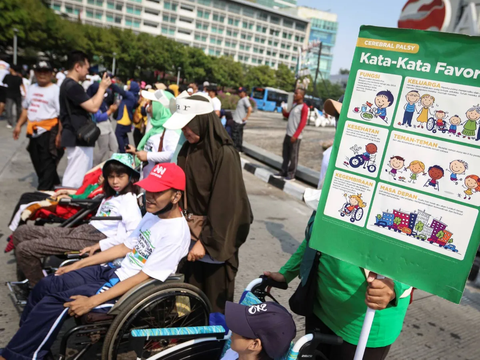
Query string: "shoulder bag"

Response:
xmin=288 ymin=211 xmax=322 ymax=317
xmin=63 ymin=80 xmax=100 ymax=146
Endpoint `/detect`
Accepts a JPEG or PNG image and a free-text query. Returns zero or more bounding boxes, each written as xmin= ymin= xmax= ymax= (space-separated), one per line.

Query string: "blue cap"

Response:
xmin=225 ymin=301 xmax=296 ymax=358
xmin=238 ymin=87 xmax=247 ymax=93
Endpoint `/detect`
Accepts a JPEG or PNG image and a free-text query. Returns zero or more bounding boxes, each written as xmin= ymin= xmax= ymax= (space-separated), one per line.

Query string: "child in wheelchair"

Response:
xmin=222 ymin=301 xmax=296 ymax=360
xmin=0 ymin=163 xmax=191 ymax=360
xmin=11 ymin=153 xmax=142 ymax=287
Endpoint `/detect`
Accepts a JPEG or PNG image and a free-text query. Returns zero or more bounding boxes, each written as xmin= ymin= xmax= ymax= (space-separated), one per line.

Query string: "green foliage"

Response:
xmin=448 ymin=239 xmax=453 ymax=244
xmin=393 ymin=217 xmax=401 ymax=226
xmin=415 ymin=221 xmax=424 ymax=232
xmin=436 ymin=230 xmax=445 ymax=239
xmin=339 ymin=68 xmax=350 ymax=74
xmin=311 ymin=79 xmax=345 ymax=103
xmin=0 ymin=1 xmax=297 ymax=90
xmin=376 ymin=214 xmax=382 ymax=220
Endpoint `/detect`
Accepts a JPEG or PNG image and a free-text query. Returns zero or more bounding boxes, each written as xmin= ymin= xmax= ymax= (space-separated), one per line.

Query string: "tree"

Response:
xmin=415 ymin=221 xmax=424 ymax=233
xmin=339 ymin=68 xmax=350 ymax=74
xmin=211 ymin=56 xmax=243 ymax=87
xmin=436 ymin=230 xmax=445 ymax=239
xmin=448 ymin=238 xmax=453 ymax=243
xmin=314 ymin=79 xmax=344 ymax=103
xmin=244 ymin=65 xmax=276 ymax=90
xmin=275 ymin=64 xmax=295 ymax=92
xmin=376 ymin=214 xmax=382 ymax=220
xmin=393 ymin=217 xmax=401 ymax=226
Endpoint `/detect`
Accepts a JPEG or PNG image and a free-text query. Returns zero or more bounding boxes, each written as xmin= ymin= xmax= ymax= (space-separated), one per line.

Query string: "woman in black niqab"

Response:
xmin=177 ymin=95 xmax=253 ymax=313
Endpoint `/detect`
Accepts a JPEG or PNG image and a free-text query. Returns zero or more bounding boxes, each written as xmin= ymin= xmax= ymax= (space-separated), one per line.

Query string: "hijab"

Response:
xmin=137 ymin=92 xmax=177 ymax=151
xmin=177 ymin=95 xmax=252 ymax=263
xmin=86 ymin=82 xmax=109 ymax=113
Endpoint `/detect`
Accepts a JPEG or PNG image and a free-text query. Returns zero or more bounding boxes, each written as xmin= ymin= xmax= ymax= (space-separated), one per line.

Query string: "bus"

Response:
xmin=304 ymin=95 xmax=323 ymax=110
xmin=251 ymin=87 xmax=291 ymax=112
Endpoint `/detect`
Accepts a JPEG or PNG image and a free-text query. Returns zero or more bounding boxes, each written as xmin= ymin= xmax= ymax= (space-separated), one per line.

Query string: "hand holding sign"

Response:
xmin=365 ymin=271 xmax=395 ymax=310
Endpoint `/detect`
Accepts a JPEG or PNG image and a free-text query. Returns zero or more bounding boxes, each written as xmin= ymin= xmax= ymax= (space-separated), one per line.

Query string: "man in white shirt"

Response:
xmin=1 ymin=163 xmax=190 ymax=360
xmin=208 ymin=86 xmax=221 ymax=117
xmin=0 ymin=59 xmax=10 ymax=118
xmin=13 ymin=61 xmax=63 ymax=190
xmin=55 ymin=68 xmax=66 ymax=87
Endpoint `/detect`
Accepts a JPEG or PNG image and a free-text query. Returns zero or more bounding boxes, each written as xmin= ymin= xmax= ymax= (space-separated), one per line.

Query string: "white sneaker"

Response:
xmin=6 ymin=124 xmax=12 ymax=129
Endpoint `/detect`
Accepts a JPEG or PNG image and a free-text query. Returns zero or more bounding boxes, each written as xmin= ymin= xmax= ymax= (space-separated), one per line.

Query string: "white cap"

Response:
xmin=141 ymin=90 xmax=170 ymax=107
xmin=187 ymin=87 xmax=194 ymax=94
xmin=203 ymin=81 xmax=210 ymax=87
xmin=163 ymin=96 xmax=214 ymax=130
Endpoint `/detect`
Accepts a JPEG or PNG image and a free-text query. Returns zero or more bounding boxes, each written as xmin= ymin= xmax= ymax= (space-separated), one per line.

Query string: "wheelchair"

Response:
xmin=339 ymin=203 xmax=365 ymax=223
xmin=127 ymin=276 xmax=343 ymax=360
xmin=426 ymin=117 xmax=448 ymax=134
xmin=348 ymin=154 xmax=377 ymax=173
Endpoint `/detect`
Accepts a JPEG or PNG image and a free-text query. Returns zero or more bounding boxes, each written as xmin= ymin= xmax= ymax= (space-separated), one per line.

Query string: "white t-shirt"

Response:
xmin=0 ymin=60 xmax=9 ymax=86
xmin=56 ymin=72 xmax=66 ymax=87
xmin=115 ymin=213 xmax=190 ymax=282
xmin=21 ymin=78 xmax=30 ymax=97
xmin=211 ymin=97 xmax=221 ymax=112
xmin=23 ymin=83 xmax=60 ymax=138
xmin=91 ymin=193 xmax=142 ymax=239
xmin=318 ymin=146 xmax=332 ymax=189
xmin=143 ymin=130 xmax=181 ymax=178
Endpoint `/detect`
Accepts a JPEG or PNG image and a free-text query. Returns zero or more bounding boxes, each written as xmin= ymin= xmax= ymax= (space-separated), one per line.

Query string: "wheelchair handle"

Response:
xmin=314 ymin=332 xmax=343 ymax=346
xmin=259 ymin=275 xmax=288 ymax=290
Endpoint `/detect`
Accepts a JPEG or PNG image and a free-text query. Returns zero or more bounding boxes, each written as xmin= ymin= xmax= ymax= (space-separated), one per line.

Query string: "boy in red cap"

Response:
xmin=1 ymin=163 xmax=190 ymax=360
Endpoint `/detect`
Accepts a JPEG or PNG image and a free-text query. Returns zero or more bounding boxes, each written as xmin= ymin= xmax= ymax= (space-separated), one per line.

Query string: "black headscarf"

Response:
xmin=177 ymin=95 xmax=253 ymax=264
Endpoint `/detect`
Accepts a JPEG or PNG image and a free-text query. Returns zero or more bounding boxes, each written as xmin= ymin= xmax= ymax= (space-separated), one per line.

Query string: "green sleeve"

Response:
xmin=392 ymin=280 xmax=412 ymax=306
xmin=279 ymin=239 xmax=307 ymax=283
xmin=69 ymin=184 xmax=98 ymax=200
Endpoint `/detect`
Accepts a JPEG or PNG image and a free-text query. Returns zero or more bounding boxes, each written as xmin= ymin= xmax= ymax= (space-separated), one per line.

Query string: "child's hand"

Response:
xmin=79 ymin=243 xmax=100 ymax=257
xmin=64 ymin=295 xmax=96 ymax=317
xmin=55 ymin=262 xmax=81 ymax=276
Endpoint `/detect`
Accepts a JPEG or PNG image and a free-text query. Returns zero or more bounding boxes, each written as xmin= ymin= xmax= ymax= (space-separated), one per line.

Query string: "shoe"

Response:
xmin=6 ymin=124 xmax=12 ymax=129
xmin=284 ymin=176 xmax=295 ymax=182
xmin=4 ymin=235 xmax=14 ymax=253
xmin=272 ymin=173 xmax=284 ymax=179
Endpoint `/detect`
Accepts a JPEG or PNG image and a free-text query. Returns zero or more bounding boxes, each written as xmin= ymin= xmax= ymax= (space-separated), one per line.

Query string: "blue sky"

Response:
xmin=297 ymin=0 xmax=408 ymax=75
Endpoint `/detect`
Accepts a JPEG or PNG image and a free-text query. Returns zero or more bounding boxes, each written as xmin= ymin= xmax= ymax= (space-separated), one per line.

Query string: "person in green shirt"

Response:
xmin=264 ymin=98 xmax=412 ymax=360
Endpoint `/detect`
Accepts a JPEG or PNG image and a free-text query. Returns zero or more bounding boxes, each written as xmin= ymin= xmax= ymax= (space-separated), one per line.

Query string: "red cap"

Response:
xmin=135 ymin=163 xmax=186 ymax=192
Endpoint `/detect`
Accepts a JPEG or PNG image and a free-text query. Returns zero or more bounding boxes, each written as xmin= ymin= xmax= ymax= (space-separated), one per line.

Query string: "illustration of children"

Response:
xmin=461 ymin=105 xmax=480 ymax=139
xmin=385 ymin=155 xmax=405 ymax=180
xmin=361 ymin=143 xmax=377 ymax=166
xmin=374 ymin=90 xmax=394 ymax=123
xmin=398 ymin=90 xmax=420 ymax=127
xmin=406 ymin=160 xmax=425 ymax=184
xmin=448 ymin=115 xmax=461 ymax=137
xmin=435 ymin=110 xmax=447 ymax=131
xmin=416 ymin=94 xmax=435 ymax=128
xmin=462 ymin=175 xmax=480 ymax=200
xmin=340 ymin=193 xmax=366 ymax=216
xmin=423 ymin=165 xmax=444 ymax=191
xmin=448 ymin=159 xmax=467 ymax=185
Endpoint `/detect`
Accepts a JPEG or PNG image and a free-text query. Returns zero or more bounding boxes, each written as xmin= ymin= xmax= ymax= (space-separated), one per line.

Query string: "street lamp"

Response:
xmin=112 ymin=52 xmax=116 ymax=75
xmin=13 ymin=28 xmax=19 ymax=65
xmin=176 ymin=66 xmax=181 ymax=87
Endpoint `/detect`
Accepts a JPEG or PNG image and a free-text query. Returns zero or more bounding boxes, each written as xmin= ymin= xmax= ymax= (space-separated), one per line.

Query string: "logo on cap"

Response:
xmin=152 ymin=165 xmax=167 ymax=178
xmin=39 ymin=61 xmax=48 ymax=68
xmin=248 ymin=304 xmax=268 ymax=315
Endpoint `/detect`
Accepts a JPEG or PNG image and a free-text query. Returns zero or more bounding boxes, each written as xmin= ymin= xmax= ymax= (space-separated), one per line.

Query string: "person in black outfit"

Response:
xmin=4 ymin=65 xmax=26 ymax=129
xmin=59 ymin=51 xmax=111 ymax=188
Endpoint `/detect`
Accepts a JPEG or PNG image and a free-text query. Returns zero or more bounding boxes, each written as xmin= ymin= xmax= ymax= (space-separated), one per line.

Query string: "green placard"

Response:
xmin=311 ymin=26 xmax=480 ymax=303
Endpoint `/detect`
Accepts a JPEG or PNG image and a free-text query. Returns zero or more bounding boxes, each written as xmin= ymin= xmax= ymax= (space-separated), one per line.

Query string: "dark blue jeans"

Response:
xmin=115 ymin=124 xmax=131 ymax=153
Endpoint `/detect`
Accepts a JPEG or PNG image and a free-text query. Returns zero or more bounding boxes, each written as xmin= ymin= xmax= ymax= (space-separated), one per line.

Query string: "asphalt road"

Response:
xmin=0 ymin=121 xmax=479 ymax=359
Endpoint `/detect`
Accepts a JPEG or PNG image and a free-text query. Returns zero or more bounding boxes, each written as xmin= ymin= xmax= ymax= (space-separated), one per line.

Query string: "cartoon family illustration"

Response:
xmin=398 ymin=90 xmax=480 ymax=140
xmin=353 ymin=90 xmax=395 ymax=123
xmin=339 ymin=193 xmax=367 ymax=223
xmin=344 ymin=143 xmax=378 ymax=173
xmin=385 ymin=156 xmax=479 ymax=199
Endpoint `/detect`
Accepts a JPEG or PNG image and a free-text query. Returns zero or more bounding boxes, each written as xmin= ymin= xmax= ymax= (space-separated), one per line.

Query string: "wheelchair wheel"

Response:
xmin=349 ymin=155 xmax=363 ymax=168
xmin=426 ymin=117 xmax=435 ymax=132
xmin=101 ymin=283 xmax=212 ymax=360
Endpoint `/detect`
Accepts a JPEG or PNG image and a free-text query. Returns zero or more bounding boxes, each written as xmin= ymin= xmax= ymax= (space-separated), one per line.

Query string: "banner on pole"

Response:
xmin=311 ymin=25 xmax=480 ymax=303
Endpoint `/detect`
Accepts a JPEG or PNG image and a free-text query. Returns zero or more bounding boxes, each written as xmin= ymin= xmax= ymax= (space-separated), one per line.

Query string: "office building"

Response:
xmin=284 ymin=6 xmax=337 ymax=80
xmin=252 ymin=0 xmax=296 ymax=10
xmin=49 ymin=0 xmax=309 ymax=71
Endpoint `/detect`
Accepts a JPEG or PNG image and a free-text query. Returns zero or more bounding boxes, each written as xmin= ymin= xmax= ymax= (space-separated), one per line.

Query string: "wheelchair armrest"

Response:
xmin=89 ymin=216 xmax=122 ymax=221
xmin=108 ymin=274 xmax=184 ymax=315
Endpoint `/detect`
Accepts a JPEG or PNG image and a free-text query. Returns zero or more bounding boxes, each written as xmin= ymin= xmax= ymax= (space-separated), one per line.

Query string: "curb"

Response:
xmin=240 ymin=156 xmax=309 ymax=201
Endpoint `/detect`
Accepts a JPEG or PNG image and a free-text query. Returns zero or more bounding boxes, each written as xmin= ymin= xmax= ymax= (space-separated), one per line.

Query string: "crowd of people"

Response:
xmin=0 ymin=51 xmax=411 ymax=360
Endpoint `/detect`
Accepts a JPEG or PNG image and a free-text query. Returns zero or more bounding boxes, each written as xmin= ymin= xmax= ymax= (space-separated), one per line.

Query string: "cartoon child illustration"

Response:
xmin=340 ymin=193 xmax=366 ymax=217
xmin=374 ymin=90 xmax=394 ymax=122
xmin=435 ymin=110 xmax=447 ymax=131
xmin=449 ymin=115 xmax=461 ymax=136
xmin=461 ymin=105 xmax=480 ymax=139
xmin=448 ymin=159 xmax=467 ymax=185
xmin=361 ymin=143 xmax=377 ymax=165
xmin=416 ymin=94 xmax=435 ymax=128
xmin=399 ymin=90 xmax=420 ymax=127
xmin=385 ymin=155 xmax=405 ymax=180
xmin=423 ymin=165 xmax=444 ymax=191
xmin=406 ymin=160 xmax=425 ymax=184
xmin=463 ymin=175 xmax=480 ymax=200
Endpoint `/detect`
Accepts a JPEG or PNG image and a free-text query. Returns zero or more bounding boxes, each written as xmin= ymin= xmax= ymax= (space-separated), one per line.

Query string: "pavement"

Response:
xmin=0 ymin=120 xmax=480 ymax=359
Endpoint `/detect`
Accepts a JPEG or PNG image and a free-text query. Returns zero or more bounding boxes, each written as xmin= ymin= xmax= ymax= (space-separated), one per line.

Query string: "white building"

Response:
xmin=50 ymin=0 xmax=309 ymax=70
